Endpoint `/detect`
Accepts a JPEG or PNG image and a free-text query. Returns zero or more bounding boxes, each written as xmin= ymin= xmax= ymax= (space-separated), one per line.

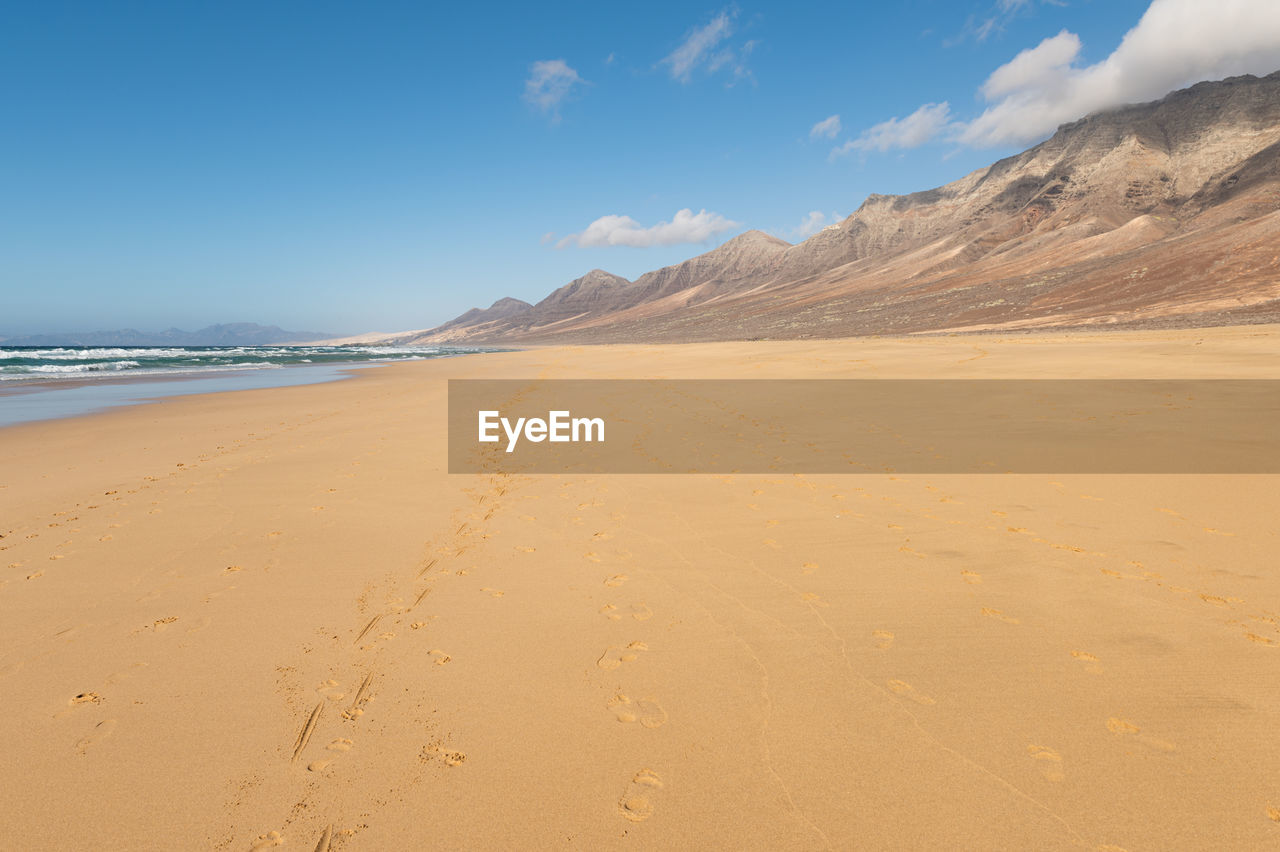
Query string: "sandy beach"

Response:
xmin=2 ymin=327 xmax=1279 ymax=850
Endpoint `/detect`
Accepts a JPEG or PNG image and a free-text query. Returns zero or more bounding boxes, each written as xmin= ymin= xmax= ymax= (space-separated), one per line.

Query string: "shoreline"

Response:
xmin=0 ymin=349 xmax=507 ymax=430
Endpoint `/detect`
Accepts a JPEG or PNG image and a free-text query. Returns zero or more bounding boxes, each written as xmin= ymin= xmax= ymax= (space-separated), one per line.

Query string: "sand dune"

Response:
xmin=1 ymin=326 xmax=1278 ymax=849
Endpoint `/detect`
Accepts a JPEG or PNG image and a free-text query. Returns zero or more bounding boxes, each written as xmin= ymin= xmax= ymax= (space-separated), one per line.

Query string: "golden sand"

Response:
xmin=1 ymin=326 xmax=1278 ymax=849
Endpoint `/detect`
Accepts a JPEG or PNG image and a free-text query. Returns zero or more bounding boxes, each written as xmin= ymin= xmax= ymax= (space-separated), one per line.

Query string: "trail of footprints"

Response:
xmin=232 ymin=465 xmax=1252 ymax=843
xmin=581 ymin=505 xmax=673 ymax=825
xmin=730 ymin=477 xmax=1238 ymax=836
xmin=254 ymin=472 xmax=519 ymax=847
xmin=3 ymin=416 xmax=336 ymax=578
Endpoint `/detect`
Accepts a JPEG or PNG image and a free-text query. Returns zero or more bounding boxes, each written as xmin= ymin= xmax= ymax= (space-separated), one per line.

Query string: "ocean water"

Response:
xmin=0 ymin=345 xmax=496 ymax=428
xmin=0 ymin=344 xmax=478 ymax=380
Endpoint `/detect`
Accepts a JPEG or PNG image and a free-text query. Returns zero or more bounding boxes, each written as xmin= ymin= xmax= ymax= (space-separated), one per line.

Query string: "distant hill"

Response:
xmin=2 ymin=323 xmax=334 ymax=347
xmin=377 ymin=70 xmax=1280 ymax=343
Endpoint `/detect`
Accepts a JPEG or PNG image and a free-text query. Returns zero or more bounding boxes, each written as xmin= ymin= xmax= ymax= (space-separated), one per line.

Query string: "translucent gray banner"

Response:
xmin=448 ymin=380 xmax=1280 ymax=474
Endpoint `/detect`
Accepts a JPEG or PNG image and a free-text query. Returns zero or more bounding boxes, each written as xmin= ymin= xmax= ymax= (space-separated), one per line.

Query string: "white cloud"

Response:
xmin=556 ymin=209 xmax=741 ymax=248
xmin=523 ymin=59 xmax=586 ymax=118
xmin=980 ymin=29 xmax=1081 ymax=100
xmin=661 ymin=10 xmax=755 ymax=84
xmin=789 ymin=211 xmax=843 ymax=240
xmin=961 ymin=0 xmax=1280 ymax=146
xmin=809 ymin=115 xmax=842 ymax=140
xmin=663 ymin=11 xmax=733 ymax=81
xmin=947 ymin=0 xmax=1043 ymax=46
xmin=834 ymin=102 xmax=953 ymax=156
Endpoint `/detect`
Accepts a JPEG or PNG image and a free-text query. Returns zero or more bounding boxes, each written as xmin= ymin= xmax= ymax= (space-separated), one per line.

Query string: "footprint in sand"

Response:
xmin=801 ymin=562 xmax=818 ymax=575
xmin=608 ymin=694 xmax=668 ymax=728
xmin=604 ymin=574 xmax=628 ymax=588
xmin=1107 ymin=718 xmax=1140 ymax=734
xmin=1070 ymin=650 xmax=1103 ymax=673
xmin=625 ymin=603 xmax=653 ymax=621
xmin=1106 ymin=718 xmax=1176 ymax=753
xmin=800 ymin=592 xmax=829 ymax=608
xmin=103 ymin=663 xmax=148 ymax=686
xmin=1027 ymin=745 xmax=1065 ymax=781
xmin=250 ymin=831 xmax=285 ymax=849
xmin=887 ymin=679 xmax=935 ymax=705
xmin=316 ymin=680 xmax=347 ymax=702
xmin=600 ymin=603 xmax=653 ymax=622
xmin=618 ymin=769 xmax=664 ymax=822
xmin=597 ymin=642 xmax=648 ymax=671
xmin=981 ymin=608 xmax=1020 ymax=625
xmin=340 ymin=673 xmax=375 ymax=721
xmin=960 ymin=570 xmax=982 ymax=584
xmin=428 ymin=649 xmax=452 ymax=666
xmin=75 ymin=719 xmax=117 ymax=754
xmin=480 ymin=587 xmax=505 ymax=598
xmin=420 ymin=742 xmax=467 ymax=766
xmin=326 ymin=738 xmax=353 ymax=752
xmin=873 ymin=630 xmax=895 ymax=650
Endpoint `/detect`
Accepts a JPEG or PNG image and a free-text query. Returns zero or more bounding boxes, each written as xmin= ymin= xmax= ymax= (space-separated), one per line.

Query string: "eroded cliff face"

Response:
xmin=407 ymin=71 xmax=1280 ymax=344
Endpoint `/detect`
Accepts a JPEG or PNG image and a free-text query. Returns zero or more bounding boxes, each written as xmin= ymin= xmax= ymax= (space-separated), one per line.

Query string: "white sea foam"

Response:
xmin=0 ymin=344 xmax=481 ymax=382
xmin=21 ymin=360 xmax=142 ymax=373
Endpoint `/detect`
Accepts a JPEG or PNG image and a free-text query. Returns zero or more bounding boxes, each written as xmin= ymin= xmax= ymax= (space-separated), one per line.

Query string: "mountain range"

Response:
xmin=367 ymin=71 xmax=1280 ymax=344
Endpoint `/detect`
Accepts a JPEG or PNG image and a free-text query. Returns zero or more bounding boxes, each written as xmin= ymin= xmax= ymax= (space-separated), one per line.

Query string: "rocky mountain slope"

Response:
xmin=405 ymin=71 xmax=1280 ymax=343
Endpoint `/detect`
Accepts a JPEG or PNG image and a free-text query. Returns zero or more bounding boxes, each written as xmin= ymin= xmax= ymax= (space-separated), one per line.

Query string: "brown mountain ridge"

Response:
xmin=398 ymin=71 xmax=1280 ymax=344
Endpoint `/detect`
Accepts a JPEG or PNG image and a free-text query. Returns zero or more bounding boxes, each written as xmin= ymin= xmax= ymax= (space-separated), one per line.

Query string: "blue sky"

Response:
xmin=3 ymin=0 xmax=1279 ymax=335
